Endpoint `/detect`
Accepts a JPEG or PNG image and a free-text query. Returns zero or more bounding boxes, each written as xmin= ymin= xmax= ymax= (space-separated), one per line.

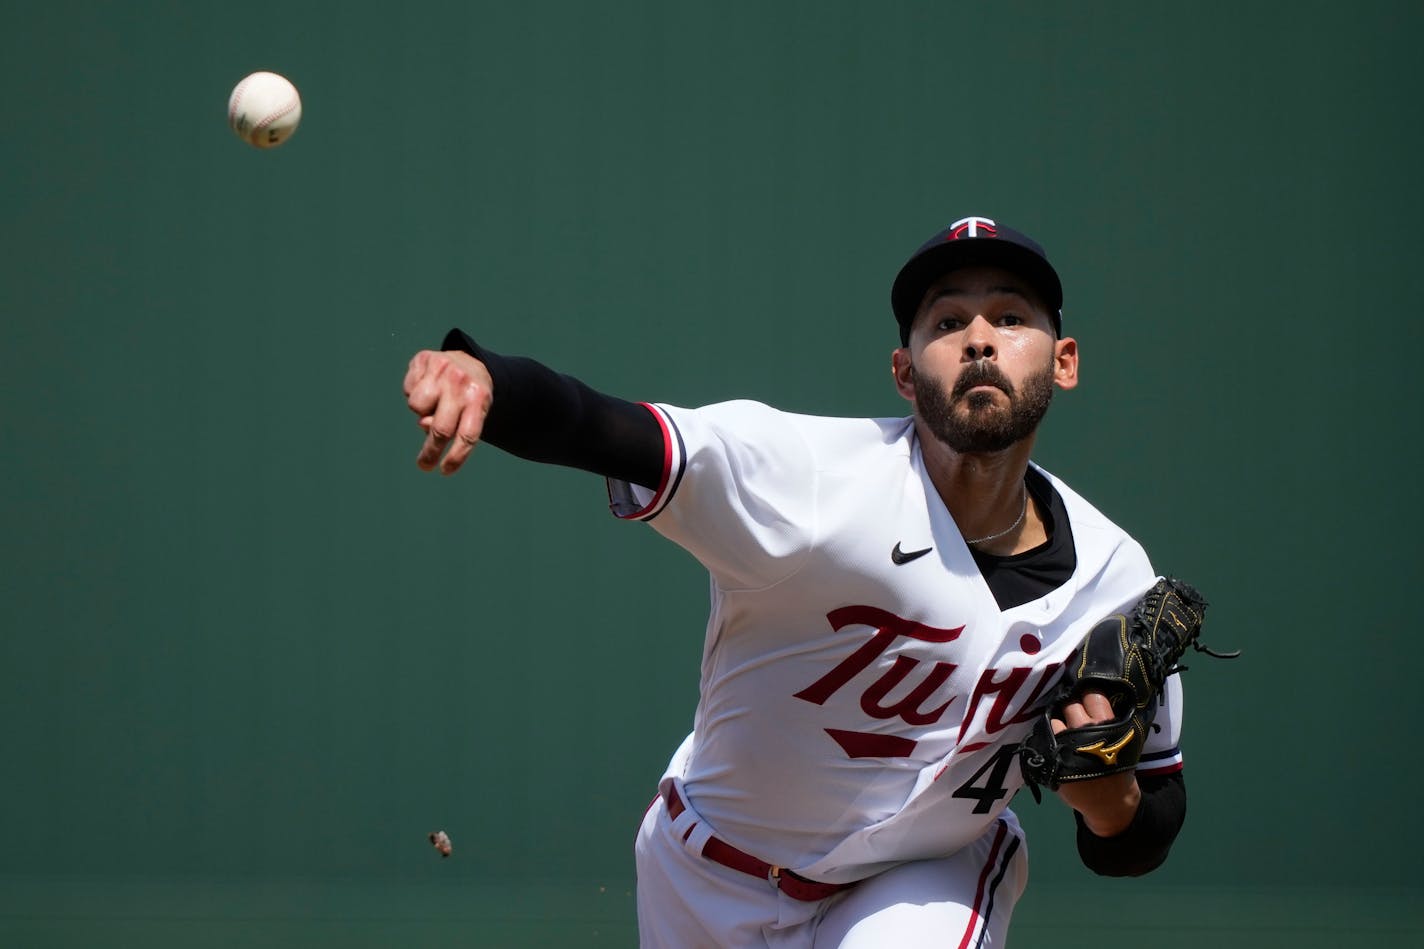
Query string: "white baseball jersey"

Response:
xmin=609 ymin=400 xmax=1179 ymax=885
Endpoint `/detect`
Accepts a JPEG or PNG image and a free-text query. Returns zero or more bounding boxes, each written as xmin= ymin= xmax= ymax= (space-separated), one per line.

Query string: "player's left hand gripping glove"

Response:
xmin=1018 ymin=577 xmax=1236 ymax=797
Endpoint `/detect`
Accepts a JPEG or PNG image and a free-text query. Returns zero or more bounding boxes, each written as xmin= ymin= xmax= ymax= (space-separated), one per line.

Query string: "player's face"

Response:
xmin=893 ymin=266 xmax=1078 ymax=454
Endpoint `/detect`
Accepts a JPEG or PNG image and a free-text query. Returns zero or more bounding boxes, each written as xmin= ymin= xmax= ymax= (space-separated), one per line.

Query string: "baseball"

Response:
xmin=228 ymin=71 xmax=302 ymax=149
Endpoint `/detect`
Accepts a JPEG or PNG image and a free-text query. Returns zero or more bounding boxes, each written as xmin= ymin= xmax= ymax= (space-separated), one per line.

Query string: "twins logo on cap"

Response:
xmin=947 ymin=216 xmax=998 ymax=240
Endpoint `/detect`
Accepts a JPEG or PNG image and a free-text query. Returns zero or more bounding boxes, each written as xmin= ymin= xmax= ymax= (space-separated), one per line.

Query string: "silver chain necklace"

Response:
xmin=964 ymin=483 xmax=1028 ymax=546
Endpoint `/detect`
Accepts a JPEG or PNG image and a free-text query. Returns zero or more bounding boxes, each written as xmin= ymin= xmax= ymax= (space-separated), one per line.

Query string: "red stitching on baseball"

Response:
xmin=227 ymin=78 xmax=248 ymax=125
xmin=254 ymin=98 xmax=298 ymax=131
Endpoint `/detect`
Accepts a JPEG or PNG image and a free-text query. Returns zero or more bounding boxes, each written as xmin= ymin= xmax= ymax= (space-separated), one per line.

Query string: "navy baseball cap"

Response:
xmin=890 ymin=216 xmax=1063 ymax=344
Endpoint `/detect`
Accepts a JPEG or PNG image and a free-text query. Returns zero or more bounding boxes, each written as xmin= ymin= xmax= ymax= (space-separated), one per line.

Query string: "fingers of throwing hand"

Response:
xmin=407 ymin=354 xmax=491 ymax=474
xmin=438 ymin=402 xmax=486 ymax=475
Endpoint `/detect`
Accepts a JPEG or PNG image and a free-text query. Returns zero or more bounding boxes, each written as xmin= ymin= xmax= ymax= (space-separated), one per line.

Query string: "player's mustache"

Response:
xmin=952 ymin=360 xmax=1014 ymax=400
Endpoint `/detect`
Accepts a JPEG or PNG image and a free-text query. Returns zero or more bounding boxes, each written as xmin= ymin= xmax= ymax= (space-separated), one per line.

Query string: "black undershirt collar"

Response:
xmin=971 ymin=467 xmax=1076 ymax=611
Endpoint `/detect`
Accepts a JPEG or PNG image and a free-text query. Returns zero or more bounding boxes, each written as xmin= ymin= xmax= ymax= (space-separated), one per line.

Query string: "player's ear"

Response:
xmin=892 ymin=347 xmax=916 ymax=402
xmin=1053 ymin=336 xmax=1079 ymax=390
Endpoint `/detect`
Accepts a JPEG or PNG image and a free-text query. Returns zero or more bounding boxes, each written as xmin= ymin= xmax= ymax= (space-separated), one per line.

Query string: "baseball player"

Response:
xmin=402 ymin=217 xmax=1190 ymax=946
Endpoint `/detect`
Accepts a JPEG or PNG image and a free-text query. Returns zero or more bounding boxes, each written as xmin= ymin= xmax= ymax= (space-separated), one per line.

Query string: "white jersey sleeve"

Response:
xmin=607 ymin=401 xmax=885 ymax=591
xmin=1138 ymin=671 xmax=1185 ymax=777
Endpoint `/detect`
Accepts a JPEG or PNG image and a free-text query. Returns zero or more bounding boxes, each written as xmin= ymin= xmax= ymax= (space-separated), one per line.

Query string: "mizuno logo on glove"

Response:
xmin=1076 ymin=730 xmax=1136 ymax=766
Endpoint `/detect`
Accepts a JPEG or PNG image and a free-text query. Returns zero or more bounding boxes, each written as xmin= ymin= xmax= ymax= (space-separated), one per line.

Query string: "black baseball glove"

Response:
xmin=1018 ymin=577 xmax=1235 ymax=796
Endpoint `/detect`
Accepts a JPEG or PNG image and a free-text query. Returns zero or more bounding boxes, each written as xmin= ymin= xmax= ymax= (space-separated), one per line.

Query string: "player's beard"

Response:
xmin=912 ymin=357 xmax=1056 ymax=454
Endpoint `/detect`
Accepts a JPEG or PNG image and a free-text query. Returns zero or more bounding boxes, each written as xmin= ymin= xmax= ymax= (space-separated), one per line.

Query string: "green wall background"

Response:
xmin=3 ymin=1 xmax=1420 ymax=945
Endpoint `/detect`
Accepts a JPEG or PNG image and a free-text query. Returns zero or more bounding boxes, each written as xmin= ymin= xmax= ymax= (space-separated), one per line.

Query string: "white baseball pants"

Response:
xmin=634 ymin=784 xmax=1029 ymax=948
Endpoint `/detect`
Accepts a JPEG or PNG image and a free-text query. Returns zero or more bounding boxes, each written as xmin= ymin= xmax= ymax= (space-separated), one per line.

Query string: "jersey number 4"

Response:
xmin=951 ymin=746 xmax=1019 ymax=814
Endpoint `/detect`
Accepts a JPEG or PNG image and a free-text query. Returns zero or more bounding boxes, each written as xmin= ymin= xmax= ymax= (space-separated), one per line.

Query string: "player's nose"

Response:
xmin=962 ymin=314 xmax=996 ymax=360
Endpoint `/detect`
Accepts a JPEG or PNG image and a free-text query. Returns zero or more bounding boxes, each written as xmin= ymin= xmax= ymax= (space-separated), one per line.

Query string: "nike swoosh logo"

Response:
xmin=891 ymin=542 xmax=933 ymax=565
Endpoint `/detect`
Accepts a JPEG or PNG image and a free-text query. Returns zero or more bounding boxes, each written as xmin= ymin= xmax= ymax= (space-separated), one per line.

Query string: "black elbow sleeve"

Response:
xmin=439 ymin=328 xmax=666 ymax=487
xmin=1075 ymin=772 xmax=1187 ymax=877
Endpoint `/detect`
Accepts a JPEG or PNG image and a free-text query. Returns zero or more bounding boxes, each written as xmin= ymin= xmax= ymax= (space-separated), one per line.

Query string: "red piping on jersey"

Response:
xmin=1137 ymin=761 xmax=1184 ymax=777
xmin=618 ymin=403 xmax=674 ymax=520
xmin=1137 ymin=747 xmax=1184 ymax=778
xmin=956 ymin=819 xmax=1008 ymax=949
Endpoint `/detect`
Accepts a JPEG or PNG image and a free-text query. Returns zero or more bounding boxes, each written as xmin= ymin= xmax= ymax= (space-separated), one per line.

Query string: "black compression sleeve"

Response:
xmin=1073 ymin=772 xmax=1186 ymax=877
xmin=441 ymin=328 xmax=666 ymax=489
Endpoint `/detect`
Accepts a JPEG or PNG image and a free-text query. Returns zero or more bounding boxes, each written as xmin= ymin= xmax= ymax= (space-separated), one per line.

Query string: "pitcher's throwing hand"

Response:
xmin=403 ymin=349 xmax=494 ymax=475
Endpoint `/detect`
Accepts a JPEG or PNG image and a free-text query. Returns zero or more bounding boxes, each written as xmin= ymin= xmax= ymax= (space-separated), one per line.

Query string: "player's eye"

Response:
xmin=998 ymin=313 xmax=1024 ymax=327
xmin=935 ymin=317 xmax=963 ymax=332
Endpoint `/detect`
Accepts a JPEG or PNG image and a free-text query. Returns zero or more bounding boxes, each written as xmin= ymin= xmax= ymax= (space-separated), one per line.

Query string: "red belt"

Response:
xmin=665 ymin=786 xmax=851 ymax=902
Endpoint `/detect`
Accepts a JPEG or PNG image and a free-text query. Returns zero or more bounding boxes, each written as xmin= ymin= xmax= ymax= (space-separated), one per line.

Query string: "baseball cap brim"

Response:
xmin=891 ymin=235 xmax=1063 ymax=343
